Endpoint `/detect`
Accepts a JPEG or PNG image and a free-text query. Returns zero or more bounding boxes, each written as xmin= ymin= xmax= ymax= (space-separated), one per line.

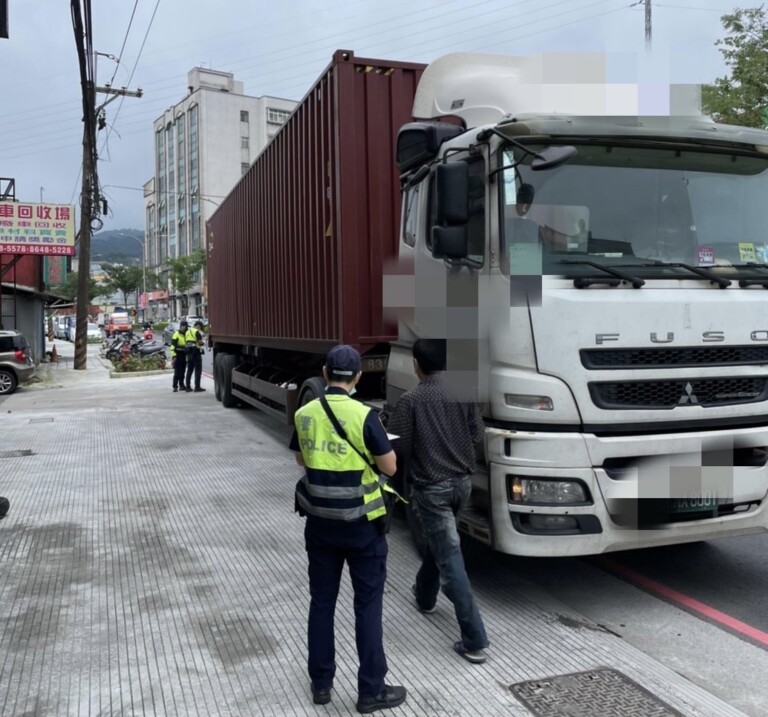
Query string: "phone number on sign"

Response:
xmin=0 ymin=244 xmax=75 ymax=255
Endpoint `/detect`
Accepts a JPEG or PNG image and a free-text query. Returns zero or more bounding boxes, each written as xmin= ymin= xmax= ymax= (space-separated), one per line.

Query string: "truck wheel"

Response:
xmin=0 ymin=369 xmax=17 ymax=395
xmin=298 ymin=376 xmax=326 ymax=406
xmin=213 ymin=354 xmax=222 ymax=402
xmin=219 ymin=354 xmax=239 ymax=408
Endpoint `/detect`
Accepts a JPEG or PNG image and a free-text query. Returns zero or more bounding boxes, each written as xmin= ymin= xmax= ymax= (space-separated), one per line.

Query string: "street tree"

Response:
xmin=167 ymin=249 xmax=206 ymax=315
xmin=101 ymin=263 xmax=144 ymax=309
xmin=144 ymin=269 xmax=165 ymax=292
xmin=59 ymin=271 xmax=106 ymax=304
xmin=702 ymin=6 xmax=768 ymax=128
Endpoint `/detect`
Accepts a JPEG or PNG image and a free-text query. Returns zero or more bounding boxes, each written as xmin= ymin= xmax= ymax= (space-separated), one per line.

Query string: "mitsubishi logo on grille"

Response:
xmin=678 ymin=382 xmax=699 ymax=405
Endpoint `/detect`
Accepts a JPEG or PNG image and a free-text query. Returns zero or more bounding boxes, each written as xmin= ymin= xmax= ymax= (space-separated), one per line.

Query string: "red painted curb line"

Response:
xmin=600 ymin=558 xmax=768 ymax=648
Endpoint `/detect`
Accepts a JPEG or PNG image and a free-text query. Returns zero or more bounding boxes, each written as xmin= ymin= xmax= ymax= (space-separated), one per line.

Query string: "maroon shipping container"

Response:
xmin=207 ymin=50 xmax=425 ymax=355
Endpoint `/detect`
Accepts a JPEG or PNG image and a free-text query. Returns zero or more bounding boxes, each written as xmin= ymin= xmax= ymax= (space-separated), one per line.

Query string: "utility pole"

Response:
xmin=645 ymin=0 xmax=652 ymax=50
xmin=71 ymin=0 xmax=142 ymax=369
xmin=72 ymin=0 xmax=95 ymax=370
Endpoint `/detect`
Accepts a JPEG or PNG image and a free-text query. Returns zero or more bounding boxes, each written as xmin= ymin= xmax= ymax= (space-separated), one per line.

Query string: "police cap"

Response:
xmin=325 ymin=344 xmax=361 ymax=379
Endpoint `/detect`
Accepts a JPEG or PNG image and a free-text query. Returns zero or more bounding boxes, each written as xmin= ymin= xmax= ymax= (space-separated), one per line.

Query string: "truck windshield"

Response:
xmin=500 ymin=143 xmax=768 ymax=275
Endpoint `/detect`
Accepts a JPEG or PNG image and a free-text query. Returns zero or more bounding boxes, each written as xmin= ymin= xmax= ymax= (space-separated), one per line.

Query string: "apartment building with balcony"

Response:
xmin=144 ymin=67 xmax=296 ymax=318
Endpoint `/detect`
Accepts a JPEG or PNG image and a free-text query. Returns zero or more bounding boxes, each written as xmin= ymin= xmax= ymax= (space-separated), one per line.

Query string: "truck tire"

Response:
xmin=0 ymin=369 xmax=17 ymax=395
xmin=298 ymin=376 xmax=326 ymax=406
xmin=219 ymin=354 xmax=239 ymax=408
xmin=213 ymin=354 xmax=222 ymax=402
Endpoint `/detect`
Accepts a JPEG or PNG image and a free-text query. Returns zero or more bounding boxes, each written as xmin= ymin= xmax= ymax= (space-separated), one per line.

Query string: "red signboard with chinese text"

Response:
xmin=0 ymin=201 xmax=76 ymax=256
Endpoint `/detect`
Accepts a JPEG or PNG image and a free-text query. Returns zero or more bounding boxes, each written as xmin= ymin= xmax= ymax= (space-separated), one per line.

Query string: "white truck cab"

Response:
xmin=386 ymin=53 xmax=768 ymax=556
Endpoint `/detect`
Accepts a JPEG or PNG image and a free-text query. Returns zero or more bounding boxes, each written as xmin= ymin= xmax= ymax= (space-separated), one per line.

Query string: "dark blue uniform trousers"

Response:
xmin=172 ymin=352 xmax=186 ymax=389
xmin=305 ymin=516 xmax=388 ymax=700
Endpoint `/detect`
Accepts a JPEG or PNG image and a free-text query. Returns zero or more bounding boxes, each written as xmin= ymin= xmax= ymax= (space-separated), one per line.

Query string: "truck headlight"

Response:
xmin=509 ymin=476 xmax=588 ymax=505
xmin=504 ymin=394 xmax=553 ymax=411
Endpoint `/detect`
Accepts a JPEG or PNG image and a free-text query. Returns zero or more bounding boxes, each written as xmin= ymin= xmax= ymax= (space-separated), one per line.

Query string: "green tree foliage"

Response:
xmin=101 ymin=263 xmax=144 ymax=307
xmin=702 ymin=6 xmax=768 ymax=128
xmin=167 ymin=249 xmax=206 ymax=314
xmin=144 ymin=269 xmax=165 ymax=292
xmin=59 ymin=272 xmax=106 ymax=303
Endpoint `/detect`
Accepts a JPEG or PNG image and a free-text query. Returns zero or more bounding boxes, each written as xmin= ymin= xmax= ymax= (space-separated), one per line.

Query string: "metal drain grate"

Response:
xmin=28 ymin=417 xmax=54 ymax=423
xmin=509 ymin=668 xmax=685 ymax=717
xmin=0 ymin=449 xmax=34 ymax=459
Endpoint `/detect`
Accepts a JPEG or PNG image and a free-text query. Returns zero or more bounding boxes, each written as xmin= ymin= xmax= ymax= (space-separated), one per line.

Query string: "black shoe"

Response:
xmin=185 ymin=387 xmax=193 ymax=392
xmin=0 ymin=497 xmax=9 ymax=519
xmin=173 ymin=387 xmax=178 ymax=392
xmin=193 ymin=387 xmax=206 ymax=392
xmin=356 ymin=685 xmax=406 ymax=713
xmin=311 ymin=685 xmax=331 ymax=705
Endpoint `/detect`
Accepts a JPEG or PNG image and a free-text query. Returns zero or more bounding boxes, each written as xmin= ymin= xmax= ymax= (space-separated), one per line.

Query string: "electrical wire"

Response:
xmin=655 ymin=3 xmax=723 ymax=10
xmin=0 ymin=0 xmax=619 ymax=140
xmin=0 ymin=0 xmax=610 ymax=129
xmin=99 ymin=0 xmax=161 ymax=158
xmin=108 ymin=0 xmax=140 ymax=88
xmin=5 ymin=1 xmax=640 ymax=163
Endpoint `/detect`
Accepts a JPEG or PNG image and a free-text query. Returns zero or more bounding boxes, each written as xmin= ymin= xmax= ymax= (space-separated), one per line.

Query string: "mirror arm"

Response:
xmin=476 ymin=127 xmax=546 ymax=163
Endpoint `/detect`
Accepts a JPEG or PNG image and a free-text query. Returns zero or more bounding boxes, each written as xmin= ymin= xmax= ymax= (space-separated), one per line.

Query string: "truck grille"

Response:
xmin=581 ymin=345 xmax=768 ymax=369
xmin=590 ymin=377 xmax=768 ymax=410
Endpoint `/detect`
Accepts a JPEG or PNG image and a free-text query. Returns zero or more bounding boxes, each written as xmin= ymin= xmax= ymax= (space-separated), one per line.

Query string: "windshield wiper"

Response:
xmin=558 ymin=259 xmax=645 ymax=289
xmin=615 ymin=259 xmax=732 ymax=289
xmin=730 ymin=262 xmax=768 ymax=288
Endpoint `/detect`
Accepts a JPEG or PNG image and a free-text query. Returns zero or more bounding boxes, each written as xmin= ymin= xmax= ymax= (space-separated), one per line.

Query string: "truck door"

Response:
xmin=388 ymin=157 xmax=488 ymax=403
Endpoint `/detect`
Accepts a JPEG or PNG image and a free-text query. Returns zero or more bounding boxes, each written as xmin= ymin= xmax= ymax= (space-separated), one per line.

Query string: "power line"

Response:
xmin=108 ymin=0 xmax=139 ymax=88
xmin=2 ymin=1 xmax=635 ymax=163
xmin=655 ymin=3 xmax=723 ymax=10
xmin=99 ymin=0 xmax=162 ymax=160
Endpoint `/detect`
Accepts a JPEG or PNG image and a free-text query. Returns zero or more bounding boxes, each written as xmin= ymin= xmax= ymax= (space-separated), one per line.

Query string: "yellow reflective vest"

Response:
xmin=169 ymin=330 xmax=188 ymax=359
xmin=294 ymin=394 xmax=386 ymax=522
xmin=184 ymin=327 xmax=203 ymax=352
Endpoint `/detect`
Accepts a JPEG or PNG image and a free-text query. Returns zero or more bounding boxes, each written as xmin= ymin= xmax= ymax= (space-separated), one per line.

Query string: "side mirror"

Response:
xmin=531 ymin=145 xmax=577 ymax=171
xmin=432 ymin=226 xmax=468 ymax=260
xmin=435 ymin=162 xmax=469 ymax=225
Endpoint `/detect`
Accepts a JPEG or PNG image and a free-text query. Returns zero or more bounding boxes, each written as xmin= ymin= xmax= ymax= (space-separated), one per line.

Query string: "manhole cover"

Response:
xmin=0 ymin=449 xmax=34 ymax=459
xmin=510 ymin=668 xmax=685 ymax=717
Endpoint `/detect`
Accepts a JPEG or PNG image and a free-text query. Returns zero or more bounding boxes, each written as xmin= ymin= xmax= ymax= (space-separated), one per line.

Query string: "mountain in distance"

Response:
xmin=86 ymin=229 xmax=145 ymax=265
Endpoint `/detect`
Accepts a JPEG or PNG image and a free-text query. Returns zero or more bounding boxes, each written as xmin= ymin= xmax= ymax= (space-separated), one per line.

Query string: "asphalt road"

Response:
xmin=604 ymin=535 xmax=768 ymax=634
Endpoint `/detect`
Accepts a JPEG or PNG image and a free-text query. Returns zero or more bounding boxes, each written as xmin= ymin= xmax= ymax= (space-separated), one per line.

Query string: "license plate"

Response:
xmin=671 ymin=493 xmax=718 ymax=513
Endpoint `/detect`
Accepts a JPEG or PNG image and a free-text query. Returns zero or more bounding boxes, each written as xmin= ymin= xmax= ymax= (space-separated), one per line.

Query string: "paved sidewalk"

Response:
xmin=0 ymin=343 xmax=751 ymax=716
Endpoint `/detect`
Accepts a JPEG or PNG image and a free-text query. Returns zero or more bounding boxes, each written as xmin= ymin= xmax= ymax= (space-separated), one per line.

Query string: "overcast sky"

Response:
xmin=0 ymin=0 xmax=739 ymax=232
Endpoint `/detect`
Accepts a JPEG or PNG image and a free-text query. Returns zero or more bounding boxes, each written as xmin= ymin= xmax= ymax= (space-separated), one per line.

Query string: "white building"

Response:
xmin=144 ymin=67 xmax=296 ymax=317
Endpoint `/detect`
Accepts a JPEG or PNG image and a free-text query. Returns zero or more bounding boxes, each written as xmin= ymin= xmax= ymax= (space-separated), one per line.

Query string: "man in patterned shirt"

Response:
xmin=387 ymin=338 xmax=489 ymax=664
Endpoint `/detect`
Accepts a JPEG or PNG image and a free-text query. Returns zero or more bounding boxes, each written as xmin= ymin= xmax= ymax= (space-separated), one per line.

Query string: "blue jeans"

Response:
xmin=412 ymin=475 xmax=489 ymax=651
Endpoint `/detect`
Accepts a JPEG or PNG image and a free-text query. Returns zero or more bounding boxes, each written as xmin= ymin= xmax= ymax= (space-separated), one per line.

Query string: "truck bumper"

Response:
xmin=484 ymin=424 xmax=768 ymax=557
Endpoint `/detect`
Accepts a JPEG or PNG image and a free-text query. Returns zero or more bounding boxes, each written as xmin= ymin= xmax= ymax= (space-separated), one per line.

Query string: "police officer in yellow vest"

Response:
xmin=184 ymin=320 xmax=206 ymax=392
xmin=169 ymin=320 xmax=189 ymax=392
xmin=290 ymin=345 xmax=407 ymax=714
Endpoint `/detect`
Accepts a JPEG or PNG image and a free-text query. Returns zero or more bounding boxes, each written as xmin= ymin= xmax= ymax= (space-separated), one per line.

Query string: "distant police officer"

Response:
xmin=290 ymin=345 xmax=407 ymax=714
xmin=185 ymin=320 xmax=206 ymax=392
xmin=170 ymin=320 xmax=189 ymax=393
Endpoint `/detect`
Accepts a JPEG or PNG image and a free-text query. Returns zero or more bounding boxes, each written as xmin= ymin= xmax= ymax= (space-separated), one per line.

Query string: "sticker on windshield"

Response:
xmin=696 ymin=246 xmax=715 ymax=266
xmin=738 ymin=242 xmax=757 ymax=263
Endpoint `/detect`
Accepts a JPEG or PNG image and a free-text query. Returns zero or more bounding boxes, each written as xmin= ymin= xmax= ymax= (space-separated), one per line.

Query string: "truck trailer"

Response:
xmin=207 ymin=49 xmax=768 ymax=557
